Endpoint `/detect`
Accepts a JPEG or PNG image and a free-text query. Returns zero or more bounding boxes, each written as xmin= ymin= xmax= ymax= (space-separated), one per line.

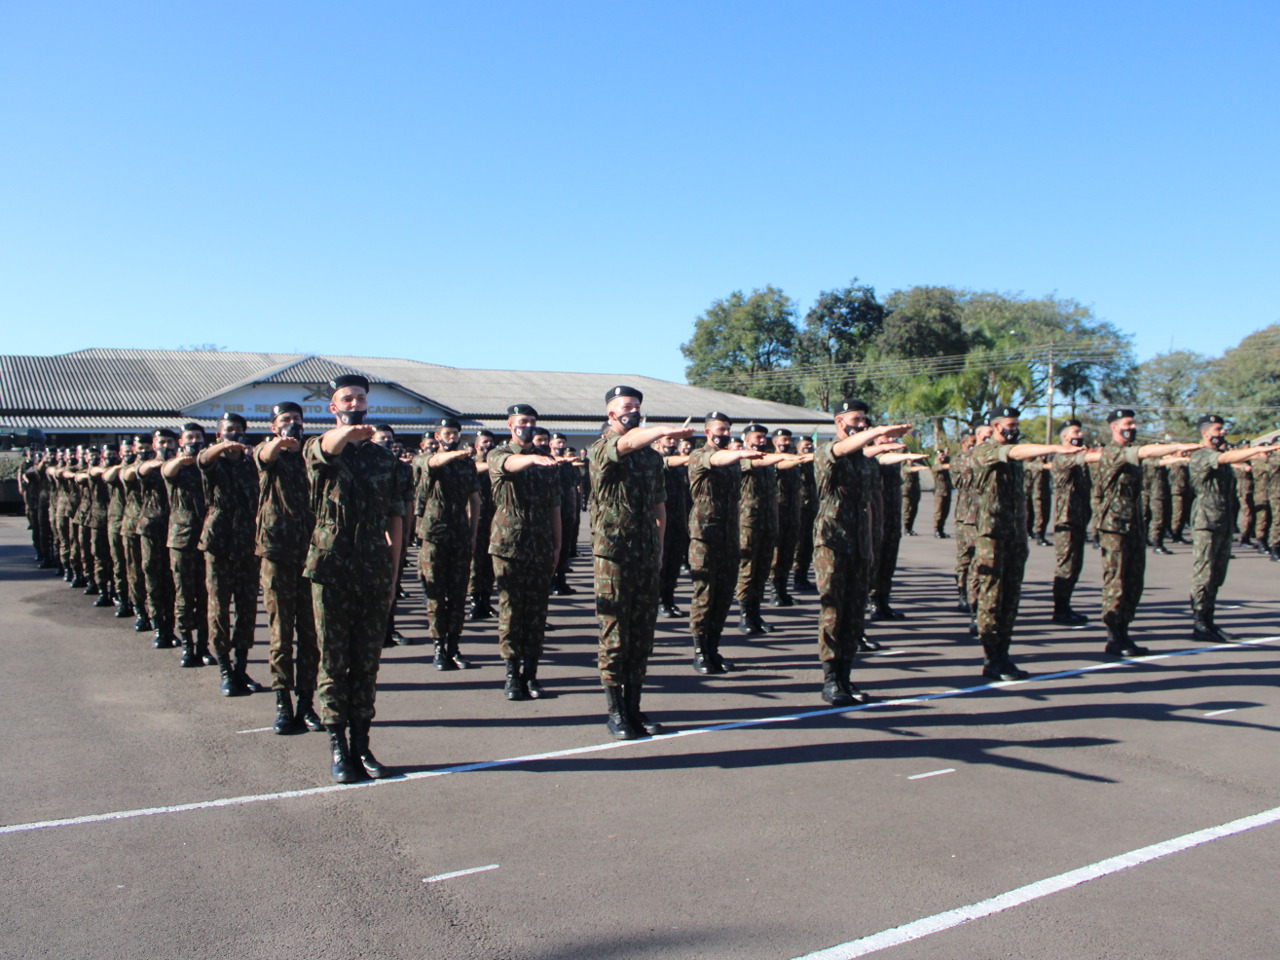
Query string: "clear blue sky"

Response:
xmin=2 ymin=1 xmax=1276 ymax=385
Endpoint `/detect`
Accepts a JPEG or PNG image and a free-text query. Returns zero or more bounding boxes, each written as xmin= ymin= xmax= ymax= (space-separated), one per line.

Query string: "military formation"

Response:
xmin=18 ymin=384 xmax=1280 ymax=780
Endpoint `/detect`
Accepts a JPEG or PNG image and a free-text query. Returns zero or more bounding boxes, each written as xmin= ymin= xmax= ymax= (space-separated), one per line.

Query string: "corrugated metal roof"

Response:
xmin=259 ymin=356 xmax=389 ymax=385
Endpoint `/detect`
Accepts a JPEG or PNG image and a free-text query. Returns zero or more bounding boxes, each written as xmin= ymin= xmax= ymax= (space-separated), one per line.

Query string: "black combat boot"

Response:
xmin=195 ymin=629 xmax=217 ymax=666
xmin=349 ymin=721 xmax=388 ymax=778
xmin=522 ymin=657 xmax=549 ymax=699
xmin=604 ymin=685 xmax=641 ymax=740
xmin=448 ymin=636 xmax=470 ymax=669
xmin=326 ymin=725 xmax=361 ymax=783
xmin=218 ymin=655 xmax=249 ymax=697
xmin=433 ymin=640 xmax=455 ymax=671
xmin=1191 ymin=617 xmax=1217 ymax=643
xmin=233 ymin=650 xmax=266 ymax=692
xmin=72 ymin=571 xmax=87 ymax=588
xmin=503 ymin=659 xmax=527 ymax=701
xmin=821 ymin=660 xmax=855 ymax=706
xmin=1270 ymin=545 xmax=1280 ymax=563
xmin=692 ymin=639 xmax=712 ymax=675
xmin=295 ymin=690 xmax=323 ymax=732
xmin=707 ymin=637 xmax=733 ymax=673
xmin=659 ymin=595 xmax=682 ymax=618
xmin=93 ymin=591 xmax=113 ymax=608
xmin=178 ymin=632 xmax=201 ymax=668
xmin=874 ymin=599 xmax=906 ymax=621
xmin=134 ymin=611 xmax=152 ymax=633
xmin=935 ymin=528 xmax=950 ymax=539
xmin=739 ymin=605 xmax=764 ymax=637
xmin=750 ymin=602 xmax=774 ymax=635
xmin=857 ymin=635 xmax=883 ymax=652
xmin=468 ymin=595 xmax=491 ymax=621
xmin=115 ymin=598 xmax=134 ymax=618
xmin=773 ymin=580 xmax=795 ymax=608
xmin=793 ymin=571 xmax=814 ymax=593
xmin=1152 ymin=539 xmax=1172 ymax=555
xmin=956 ymin=586 xmax=971 ymax=614
xmin=83 ymin=579 xmax=99 ymax=596
xmin=272 ymin=690 xmax=298 ymax=735
xmin=551 ymin=572 xmax=575 ymax=596
xmin=623 ymin=683 xmax=661 ymax=736
xmin=1051 ymin=579 xmax=1088 ymax=625
xmin=152 ymin=623 xmax=175 ymax=649
xmin=1103 ymin=617 xmax=1149 ymax=657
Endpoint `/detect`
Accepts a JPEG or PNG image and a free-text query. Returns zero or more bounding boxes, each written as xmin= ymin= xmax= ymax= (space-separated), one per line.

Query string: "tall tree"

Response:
xmin=681 ymin=286 xmax=803 ymax=405
xmin=793 ymin=279 xmax=886 ymax=411
xmin=1134 ymin=349 xmax=1212 ymax=438
xmin=1196 ymin=325 xmax=1280 ymax=435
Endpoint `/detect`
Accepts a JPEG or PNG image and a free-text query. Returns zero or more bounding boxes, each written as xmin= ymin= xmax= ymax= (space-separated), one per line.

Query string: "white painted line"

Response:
xmin=872 ymin=650 xmax=908 ymax=657
xmin=2 ymin=635 xmax=1276 ymax=838
xmin=236 ymin=727 xmax=273 ymax=734
xmin=422 ymin=863 xmax=499 ymax=884
xmin=789 ymin=802 xmax=1280 ymax=960
xmin=906 ymin=768 xmax=955 ymax=780
xmin=1203 ymin=708 xmax=1237 ymax=717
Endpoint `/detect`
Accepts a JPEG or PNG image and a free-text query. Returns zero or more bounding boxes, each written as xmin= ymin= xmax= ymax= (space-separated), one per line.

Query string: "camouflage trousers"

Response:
xmin=1253 ymin=499 xmax=1271 ymax=549
xmin=659 ymin=521 xmax=689 ymax=603
xmin=89 ymin=525 xmax=113 ymax=594
xmin=262 ymin=556 xmax=317 ymax=693
xmin=107 ymin=522 xmax=129 ymax=604
xmin=934 ymin=492 xmax=952 ymax=534
xmin=493 ymin=552 xmax=554 ymax=662
xmin=556 ymin=507 xmax=580 ymax=576
xmin=870 ymin=528 xmax=901 ymax=601
xmin=1098 ymin=530 xmax=1146 ymax=626
xmin=169 ymin=547 xmax=207 ymax=636
xmin=771 ymin=516 xmax=799 ymax=592
xmin=421 ymin=538 xmax=471 ymax=640
xmin=55 ymin=513 xmax=73 ymax=570
xmin=125 ymin=534 xmax=146 ymax=613
xmin=469 ymin=518 xmax=495 ymax=603
xmin=1170 ymin=491 xmax=1190 ymax=539
xmin=793 ymin=505 xmax=817 ymax=581
xmin=688 ymin=537 xmax=736 ymax=644
xmin=1053 ymin=524 xmax=1086 ymax=590
xmin=78 ymin=525 xmax=95 ymax=583
xmin=1237 ymin=496 xmax=1252 ymax=539
xmin=1190 ymin=528 xmax=1232 ymax=622
xmin=312 ymin=572 xmax=393 ymax=726
xmin=206 ymin=550 xmax=258 ymax=658
xmin=954 ymin=522 xmax=976 ymax=604
xmin=1033 ymin=491 xmax=1051 ymax=539
xmin=815 ymin=545 xmax=869 ymax=663
xmin=37 ymin=501 xmax=54 ymax=562
xmin=902 ymin=492 xmax=920 ymax=532
xmin=594 ymin=554 xmax=659 ymax=687
xmin=140 ymin=535 xmax=174 ymax=628
xmin=736 ymin=525 xmax=776 ymax=605
xmin=972 ymin=535 xmax=1028 ymax=641
xmin=1148 ymin=489 xmax=1169 ymax=542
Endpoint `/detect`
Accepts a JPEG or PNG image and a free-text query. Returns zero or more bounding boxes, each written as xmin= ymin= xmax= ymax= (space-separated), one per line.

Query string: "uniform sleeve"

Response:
xmin=488 ymin=447 xmax=513 ymax=477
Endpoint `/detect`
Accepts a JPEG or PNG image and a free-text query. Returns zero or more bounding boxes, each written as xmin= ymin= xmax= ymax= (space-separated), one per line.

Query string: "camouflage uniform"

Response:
xmin=1235 ymin=464 xmax=1254 ymax=542
xmin=1050 ymin=450 xmax=1091 ymax=615
xmin=953 ymin=449 xmax=978 ymax=606
xmin=1168 ymin=458 xmax=1192 ymax=541
xmin=589 ymin=432 xmax=665 ymax=687
xmin=554 ymin=459 xmax=583 ymax=584
xmin=870 ymin=459 xmax=903 ymax=610
xmin=488 ymin=442 xmax=559 ymax=663
xmin=469 ymin=453 xmax=496 ymax=614
xmin=73 ymin=470 xmax=93 ymax=585
xmin=1025 ymin=459 xmax=1052 ymax=541
xmin=1188 ymin=447 xmax=1236 ymax=628
xmin=1093 ymin=443 xmax=1146 ymax=631
xmin=255 ymin=443 xmax=317 ymax=693
xmin=1268 ymin=455 xmax=1280 ymax=553
xmin=686 ymin=445 xmax=740 ymax=666
xmin=36 ymin=465 xmax=55 ymax=568
xmin=122 ymin=466 xmax=147 ymax=620
xmin=736 ymin=459 xmax=777 ymax=614
xmin=164 ymin=463 xmax=208 ymax=639
xmin=813 ymin=440 xmax=873 ymax=664
xmin=1251 ymin=457 xmax=1271 ymax=549
xmin=1145 ymin=461 xmax=1171 ymax=548
xmin=106 ymin=468 xmax=131 ymax=608
xmin=770 ymin=461 xmax=802 ymax=602
xmin=659 ymin=457 xmax=690 ymax=609
xmin=931 ymin=460 xmax=953 ymax=535
xmin=86 ymin=468 xmax=114 ymax=596
xmin=792 ymin=457 xmax=818 ymax=586
xmin=969 ymin=440 xmax=1029 ymax=660
xmin=901 ymin=467 xmax=921 ymax=534
xmin=199 ymin=453 xmax=260 ymax=660
xmin=416 ymin=454 xmax=477 ymax=642
xmin=137 ymin=466 xmax=175 ymax=635
xmin=304 ymin=436 xmax=407 ymax=726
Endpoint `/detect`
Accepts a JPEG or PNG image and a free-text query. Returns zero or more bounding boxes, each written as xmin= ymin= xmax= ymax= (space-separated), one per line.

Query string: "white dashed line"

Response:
xmin=236 ymin=727 xmax=273 ymax=734
xmin=906 ymin=768 xmax=955 ymax=780
xmin=1203 ymin=708 xmax=1238 ymax=717
xmin=422 ymin=864 xmax=499 ymax=884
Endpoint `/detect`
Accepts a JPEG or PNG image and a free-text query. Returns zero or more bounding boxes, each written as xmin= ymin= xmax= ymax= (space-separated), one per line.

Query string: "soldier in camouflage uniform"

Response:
xmin=931 ymin=449 xmax=954 ymax=538
xmin=969 ymin=407 xmax=1079 ymax=680
xmin=416 ymin=416 xmax=480 ymax=671
xmin=1049 ymin=419 xmax=1095 ymax=625
xmin=769 ymin=428 xmax=802 ymax=607
xmin=161 ymin=423 xmax=213 ymax=666
xmin=735 ymin=424 xmax=805 ymax=635
xmin=1234 ymin=461 xmax=1254 ymax=545
xmin=118 ymin=437 xmax=151 ymax=630
xmin=255 ymin=402 xmax=320 ymax=735
xmin=901 ymin=459 xmax=921 ymax=535
xmin=305 ymin=374 xmax=408 ymax=783
xmin=468 ymin=430 xmax=498 ymax=619
xmin=952 ymin=429 xmax=985 ymax=615
xmin=1266 ymin=450 xmax=1280 ymax=562
xmin=488 ymin=403 xmax=561 ymax=701
xmin=1167 ymin=456 xmax=1191 ymax=543
xmin=70 ymin=450 xmax=92 ymax=590
xmin=1093 ymin=408 xmax=1200 ymax=657
xmin=1188 ymin=418 xmax=1280 ymax=640
xmin=656 ymin=434 xmax=691 ymax=618
xmin=102 ymin=442 xmax=136 ymax=619
xmin=869 ymin=448 xmax=928 ymax=622
xmin=589 ymin=385 xmax=692 ymax=740
xmin=792 ymin=436 xmax=818 ymax=591
xmin=137 ymin=432 xmax=178 ymax=648
xmin=84 ymin=446 xmax=117 ymax=607
xmin=199 ymin=412 xmax=264 ymax=696
xmin=813 ymin=399 xmax=913 ymax=705
xmin=1146 ymin=459 xmax=1173 ymax=554
xmin=550 ymin=432 xmax=583 ymax=597
xmin=1249 ymin=453 xmax=1271 ymax=554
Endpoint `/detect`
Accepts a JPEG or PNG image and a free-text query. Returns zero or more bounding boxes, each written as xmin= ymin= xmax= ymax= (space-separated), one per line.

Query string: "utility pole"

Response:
xmin=1045 ymin=344 xmax=1055 ymax=442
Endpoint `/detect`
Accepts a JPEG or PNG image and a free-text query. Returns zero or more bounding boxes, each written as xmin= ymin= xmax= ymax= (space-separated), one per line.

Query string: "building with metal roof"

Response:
xmin=0 ymin=349 xmax=836 ymax=448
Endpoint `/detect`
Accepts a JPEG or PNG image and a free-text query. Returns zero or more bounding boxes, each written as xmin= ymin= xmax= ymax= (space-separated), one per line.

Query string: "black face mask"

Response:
xmin=533 ymin=442 xmax=552 ymax=456
xmin=123 ymin=452 xmax=137 ymax=465
xmin=513 ymin=425 xmax=535 ymax=445
xmin=709 ymin=434 xmax=730 ymax=450
xmin=1068 ymin=437 xmax=1084 ymax=447
xmin=440 ymin=439 xmax=459 ymax=451
xmin=182 ymin=441 xmax=204 ymax=456
xmin=1119 ymin=428 xmax=1137 ymax=444
xmin=104 ymin=452 xmax=121 ymax=466
xmin=221 ymin=432 xmax=243 ymax=445
xmin=1209 ymin=434 xmax=1227 ymax=450
xmin=373 ymin=438 xmax=393 ymax=450
xmin=336 ymin=409 xmax=366 ymax=426
xmin=159 ymin=447 xmax=176 ymax=461
xmin=616 ymin=411 xmax=642 ymax=433
xmin=280 ymin=422 xmax=304 ymax=441
xmin=1000 ymin=427 xmax=1020 ymax=444
xmin=139 ymin=450 xmax=155 ymax=462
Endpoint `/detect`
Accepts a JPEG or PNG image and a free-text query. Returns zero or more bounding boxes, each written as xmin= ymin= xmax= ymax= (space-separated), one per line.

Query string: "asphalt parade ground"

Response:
xmin=2 ymin=505 xmax=1279 ymax=960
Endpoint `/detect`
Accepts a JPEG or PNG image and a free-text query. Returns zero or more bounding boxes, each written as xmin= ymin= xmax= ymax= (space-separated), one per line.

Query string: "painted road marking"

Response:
xmin=2 ymin=636 xmax=1275 ymax=838
xmin=1203 ymin=708 xmax=1238 ymax=717
xmin=788 ymin=803 xmax=1280 ymax=960
xmin=236 ymin=727 xmax=273 ymax=734
xmin=906 ymin=768 xmax=955 ymax=780
xmin=422 ymin=864 xmax=499 ymax=884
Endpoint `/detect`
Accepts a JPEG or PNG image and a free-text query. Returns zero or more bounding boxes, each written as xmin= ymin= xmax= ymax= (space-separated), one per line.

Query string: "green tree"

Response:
xmin=681 ymin=286 xmax=803 ymax=405
xmin=1134 ymin=349 xmax=1212 ymax=438
xmin=1196 ymin=325 xmax=1280 ymax=435
xmin=793 ymin=279 xmax=886 ymax=411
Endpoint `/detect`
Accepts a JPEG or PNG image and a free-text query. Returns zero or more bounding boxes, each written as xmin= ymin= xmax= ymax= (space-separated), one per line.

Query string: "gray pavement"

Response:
xmin=2 ymin=502 xmax=1278 ymax=960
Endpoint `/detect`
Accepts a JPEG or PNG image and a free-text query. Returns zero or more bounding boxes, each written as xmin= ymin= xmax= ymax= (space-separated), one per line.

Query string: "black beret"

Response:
xmin=329 ymin=374 xmax=369 ymax=395
xmin=837 ymin=398 xmax=869 ymax=414
xmin=154 ymin=428 xmax=177 ymax=440
xmin=372 ymin=424 xmax=395 ymax=435
xmin=507 ymin=403 xmax=538 ymax=417
xmin=742 ymin=423 xmax=768 ymax=435
xmin=1105 ymin=408 xmax=1136 ymax=423
xmin=605 ymin=385 xmax=643 ymax=403
xmin=1196 ymin=414 xmax=1225 ymax=429
xmin=550 ymin=432 xmax=567 ymax=440
xmin=272 ymin=402 xmax=303 ymax=418
xmin=181 ymin=422 xmax=205 ymax=434
xmin=773 ymin=428 xmax=793 ymax=437
xmin=437 ymin=417 xmax=462 ymax=430
xmin=987 ymin=405 xmax=1021 ymax=421
xmin=532 ymin=426 xmax=551 ymax=437
xmin=475 ymin=430 xmax=495 ymax=439
xmin=132 ymin=434 xmax=148 ymax=444
xmin=219 ymin=411 xmax=248 ymax=426
xmin=1061 ymin=419 xmax=1082 ymax=430
xmin=705 ymin=410 xmax=733 ymax=424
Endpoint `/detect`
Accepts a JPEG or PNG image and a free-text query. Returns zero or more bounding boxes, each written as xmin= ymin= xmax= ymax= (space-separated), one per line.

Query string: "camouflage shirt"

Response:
xmin=1093 ymin=443 xmax=1144 ymax=535
xmin=558 ymin=460 xmax=582 ymax=516
xmin=932 ymin=462 xmax=954 ymax=495
xmin=199 ymin=452 xmax=259 ymax=557
xmin=799 ymin=459 xmax=817 ymax=515
xmin=1051 ymin=451 xmax=1092 ymax=528
xmin=122 ymin=468 xmax=144 ymax=531
xmin=415 ymin=453 xmax=477 ymax=544
xmin=487 ymin=441 xmax=559 ymax=563
xmin=303 ymin=436 xmax=408 ymax=585
xmin=107 ymin=472 xmax=126 ymax=527
xmin=164 ymin=463 xmax=207 ymax=551
xmin=776 ymin=460 xmax=802 ymax=528
xmin=87 ymin=472 xmax=112 ymax=529
xmin=588 ymin=432 xmax=666 ymax=563
xmin=1189 ymin=447 xmax=1236 ymax=532
xmin=813 ymin=440 xmax=873 ymax=558
xmin=878 ymin=459 xmax=903 ymax=527
xmin=663 ymin=460 xmax=690 ymax=534
xmin=686 ymin=445 xmax=740 ymax=546
xmin=738 ymin=459 xmax=778 ymax=535
xmin=136 ymin=467 xmax=171 ymax=540
xmin=969 ymin=440 xmax=1026 ymax=540
xmin=254 ymin=444 xmax=313 ymax=561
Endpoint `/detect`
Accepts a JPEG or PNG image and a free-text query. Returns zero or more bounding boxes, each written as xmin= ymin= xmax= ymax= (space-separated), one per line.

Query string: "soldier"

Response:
xmin=34 ymin=449 xmax=57 ymax=571
xmin=161 ymin=423 xmax=214 ymax=667
xmin=84 ymin=446 xmax=117 ymax=608
xmin=1029 ymin=456 xmax=1053 ymax=546
xmin=488 ymin=404 xmax=561 ymax=701
xmin=1235 ymin=459 xmax=1254 ymax=546
xmin=1050 ymin=419 xmax=1095 ymax=625
xmin=199 ymin=412 xmax=264 ymax=696
xmin=70 ymin=448 xmax=94 ymax=592
xmin=1250 ymin=453 xmax=1272 ymax=554
xmin=416 ymin=416 xmax=480 ymax=670
xmin=869 ymin=447 xmax=929 ymax=622
xmin=765 ymin=428 xmax=802 ymax=607
xmin=1167 ymin=455 xmax=1192 ymax=543
xmin=1093 ymin=408 xmax=1200 ymax=657
xmin=137 ymin=431 xmax=178 ymax=649
xmin=118 ymin=437 xmax=152 ymax=631
xmin=372 ymin=425 xmax=414 ymax=647
xmin=735 ymin=424 xmax=805 ymax=635
xmin=255 ymin=402 xmax=321 ymax=735
xmin=468 ymin=430 xmax=498 ymax=620
xmin=1267 ymin=450 xmax=1280 ymax=563
xmin=931 ymin=448 xmax=954 ymax=538
xmin=656 ymin=434 xmax=691 ymax=618
xmin=102 ymin=442 xmax=136 ymax=620
xmin=813 ymin=399 xmax=912 ymax=705
xmin=687 ymin=412 xmax=762 ymax=674
xmin=589 ymin=385 xmax=692 ymax=740
xmin=953 ymin=428 xmax=986 ymax=614
xmin=550 ymin=432 xmax=583 ymax=597
xmin=1189 ymin=418 xmax=1280 ymax=640
xmin=1146 ymin=459 xmax=1173 ymax=554
xmin=792 ymin=435 xmax=818 ymax=591
xmin=901 ymin=459 xmax=922 ymax=535
xmin=305 ymin=374 xmax=408 ymax=783
xmin=969 ymin=407 xmax=1079 ymax=680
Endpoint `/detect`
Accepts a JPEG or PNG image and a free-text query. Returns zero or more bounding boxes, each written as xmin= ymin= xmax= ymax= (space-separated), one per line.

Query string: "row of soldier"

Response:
xmin=18 ymin=381 xmax=1277 ymax=781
